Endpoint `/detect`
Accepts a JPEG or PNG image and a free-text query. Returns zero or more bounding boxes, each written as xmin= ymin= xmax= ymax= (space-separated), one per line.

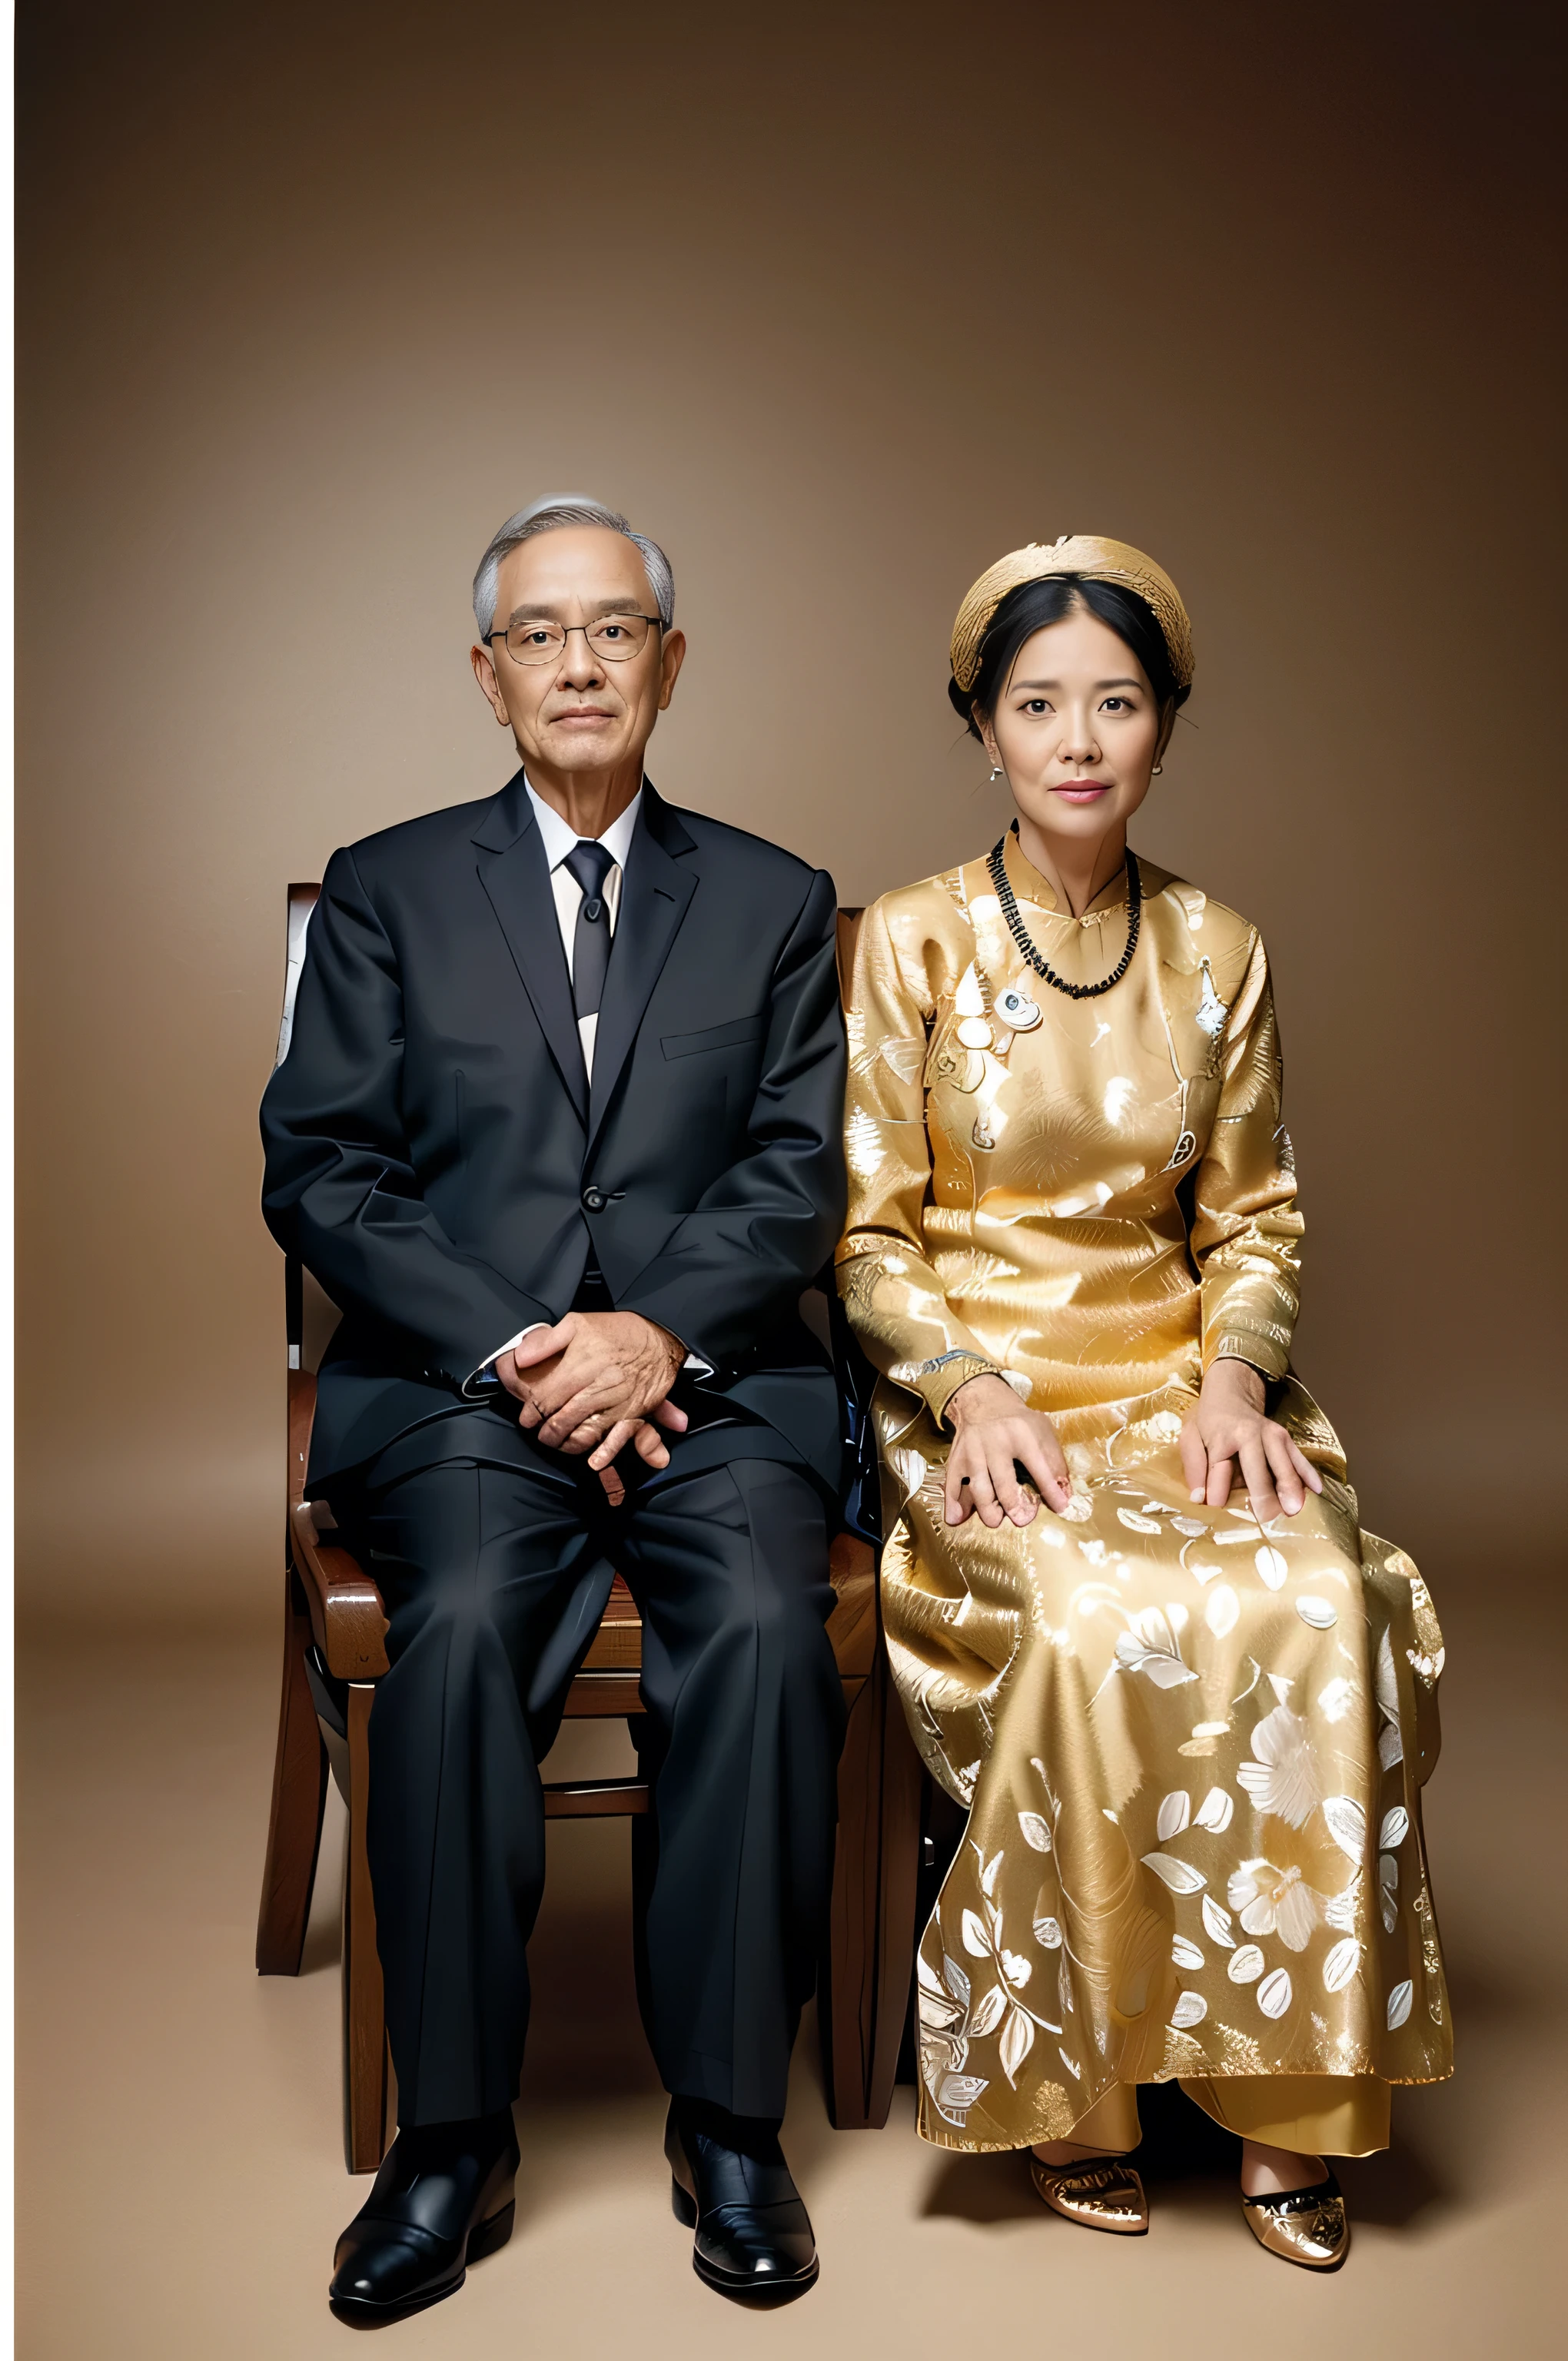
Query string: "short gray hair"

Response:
xmin=472 ymin=494 xmax=675 ymax=641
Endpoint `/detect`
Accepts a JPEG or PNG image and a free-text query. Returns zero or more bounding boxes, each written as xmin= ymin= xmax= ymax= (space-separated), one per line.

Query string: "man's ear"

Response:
xmin=471 ymin=643 xmax=511 ymax=727
xmin=656 ymin=627 xmax=687 ymax=712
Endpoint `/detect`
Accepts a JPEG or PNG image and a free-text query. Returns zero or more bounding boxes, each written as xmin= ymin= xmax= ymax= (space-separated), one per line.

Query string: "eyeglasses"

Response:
xmin=489 ymin=613 xmax=663 ymax=666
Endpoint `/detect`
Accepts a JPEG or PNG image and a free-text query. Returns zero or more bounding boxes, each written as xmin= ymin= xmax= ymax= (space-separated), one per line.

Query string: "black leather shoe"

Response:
xmin=329 ymin=2110 xmax=520 ymax=2323
xmin=666 ymin=2101 xmax=819 ymax=2305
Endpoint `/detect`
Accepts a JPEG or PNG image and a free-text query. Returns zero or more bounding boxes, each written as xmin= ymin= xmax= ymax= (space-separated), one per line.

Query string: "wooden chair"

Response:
xmin=255 ymin=885 xmax=922 ymax=2170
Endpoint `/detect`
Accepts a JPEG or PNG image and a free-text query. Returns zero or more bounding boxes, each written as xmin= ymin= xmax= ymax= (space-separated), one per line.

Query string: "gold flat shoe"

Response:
xmin=1029 ymin=2152 xmax=1148 ymax=2236
xmin=1241 ymin=2169 xmax=1349 ymax=2270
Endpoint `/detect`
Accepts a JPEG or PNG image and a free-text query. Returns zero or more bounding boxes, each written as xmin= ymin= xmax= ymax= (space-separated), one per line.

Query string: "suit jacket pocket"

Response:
xmin=660 ymin=1013 xmax=766 ymax=1060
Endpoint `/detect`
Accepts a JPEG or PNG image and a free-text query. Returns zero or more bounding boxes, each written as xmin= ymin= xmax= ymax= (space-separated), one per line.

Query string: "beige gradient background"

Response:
xmin=15 ymin=3 xmax=1565 ymax=2356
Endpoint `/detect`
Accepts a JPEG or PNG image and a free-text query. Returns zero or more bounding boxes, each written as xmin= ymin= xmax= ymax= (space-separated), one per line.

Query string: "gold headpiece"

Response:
xmin=948 ymin=534 xmax=1194 ymax=696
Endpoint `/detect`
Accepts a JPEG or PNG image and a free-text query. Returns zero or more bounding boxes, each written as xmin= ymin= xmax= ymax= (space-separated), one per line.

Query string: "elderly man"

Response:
xmin=261 ymin=498 xmax=848 ymax=2319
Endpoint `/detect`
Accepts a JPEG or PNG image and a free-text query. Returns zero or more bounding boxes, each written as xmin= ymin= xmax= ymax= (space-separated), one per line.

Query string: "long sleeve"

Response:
xmin=835 ymin=896 xmax=1004 ymax=1423
xmin=1190 ymin=931 xmax=1304 ymax=1380
xmin=261 ymin=845 xmax=551 ymax=1383
xmin=613 ymin=868 xmax=849 ymax=1365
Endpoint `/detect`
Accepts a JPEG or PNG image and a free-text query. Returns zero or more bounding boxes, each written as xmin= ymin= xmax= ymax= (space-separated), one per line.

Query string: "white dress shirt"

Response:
xmin=526 ymin=777 xmax=641 ymax=1081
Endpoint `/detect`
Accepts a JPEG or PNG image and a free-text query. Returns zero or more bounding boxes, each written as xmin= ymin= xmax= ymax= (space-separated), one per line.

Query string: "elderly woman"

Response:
xmin=837 ymin=538 xmax=1450 ymax=2269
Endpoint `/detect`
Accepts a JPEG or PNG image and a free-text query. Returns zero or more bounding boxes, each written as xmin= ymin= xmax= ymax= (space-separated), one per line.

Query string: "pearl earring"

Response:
xmin=989 ymin=765 xmax=1004 ymax=783
xmin=1151 ymin=762 xmax=1163 ymax=775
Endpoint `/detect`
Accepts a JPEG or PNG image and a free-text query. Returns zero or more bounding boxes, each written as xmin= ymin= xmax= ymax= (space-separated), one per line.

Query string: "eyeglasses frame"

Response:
xmin=487 ymin=613 xmax=665 ymax=666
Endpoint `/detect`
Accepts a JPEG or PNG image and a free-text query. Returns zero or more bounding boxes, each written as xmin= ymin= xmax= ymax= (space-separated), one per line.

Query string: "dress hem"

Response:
xmin=915 ymin=2063 xmax=1454 ymax=2156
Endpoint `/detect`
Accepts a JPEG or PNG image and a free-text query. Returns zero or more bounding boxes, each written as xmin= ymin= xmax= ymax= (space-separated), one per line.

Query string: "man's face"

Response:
xmin=472 ymin=524 xmax=685 ymax=778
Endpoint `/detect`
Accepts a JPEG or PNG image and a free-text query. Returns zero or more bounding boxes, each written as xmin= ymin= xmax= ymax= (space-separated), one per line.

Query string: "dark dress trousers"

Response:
xmin=261 ymin=772 xmax=849 ymax=2126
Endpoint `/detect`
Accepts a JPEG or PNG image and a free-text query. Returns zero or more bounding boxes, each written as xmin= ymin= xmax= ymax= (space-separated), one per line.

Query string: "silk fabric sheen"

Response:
xmin=837 ymin=832 xmax=1451 ymax=2152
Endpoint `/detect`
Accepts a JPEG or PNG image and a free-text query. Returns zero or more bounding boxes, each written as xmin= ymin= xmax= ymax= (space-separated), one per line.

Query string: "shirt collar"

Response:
xmin=525 ymin=777 xmax=643 ymax=873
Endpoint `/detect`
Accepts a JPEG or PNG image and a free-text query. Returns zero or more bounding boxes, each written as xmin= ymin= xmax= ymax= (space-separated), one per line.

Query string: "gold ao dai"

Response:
xmin=837 ymin=836 xmax=1452 ymax=2150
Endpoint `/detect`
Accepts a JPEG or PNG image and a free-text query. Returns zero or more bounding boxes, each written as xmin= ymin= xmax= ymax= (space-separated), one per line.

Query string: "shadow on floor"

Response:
xmin=1335 ymin=2140 xmax=1447 ymax=2228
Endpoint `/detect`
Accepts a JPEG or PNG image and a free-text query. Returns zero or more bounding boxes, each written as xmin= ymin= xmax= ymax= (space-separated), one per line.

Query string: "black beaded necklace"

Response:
xmin=986 ymin=826 xmax=1142 ymax=1001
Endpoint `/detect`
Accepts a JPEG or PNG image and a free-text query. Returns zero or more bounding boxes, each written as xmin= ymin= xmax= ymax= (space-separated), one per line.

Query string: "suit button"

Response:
xmin=581 ymin=1185 xmax=607 ymax=1213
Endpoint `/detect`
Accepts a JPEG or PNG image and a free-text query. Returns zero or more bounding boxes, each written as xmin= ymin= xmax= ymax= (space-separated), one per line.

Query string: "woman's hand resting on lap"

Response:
xmin=1180 ymin=1357 xmax=1322 ymax=1523
xmin=944 ymin=1374 xmax=1071 ymax=1526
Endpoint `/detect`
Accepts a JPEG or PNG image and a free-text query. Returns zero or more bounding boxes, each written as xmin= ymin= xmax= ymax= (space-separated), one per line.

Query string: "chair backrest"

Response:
xmin=835 ymin=908 xmax=863 ymax=998
xmin=277 ymin=882 xmax=320 ymax=1065
xmin=277 ymin=885 xmax=341 ymax=1375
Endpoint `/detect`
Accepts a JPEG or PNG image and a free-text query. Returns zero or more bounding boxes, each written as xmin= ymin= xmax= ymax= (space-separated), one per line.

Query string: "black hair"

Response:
xmin=948 ymin=573 xmax=1188 ymax=740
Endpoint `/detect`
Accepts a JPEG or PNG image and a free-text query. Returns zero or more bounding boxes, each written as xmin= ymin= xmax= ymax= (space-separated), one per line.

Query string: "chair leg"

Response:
xmin=821 ymin=1647 xmax=924 ymax=2130
xmin=866 ymin=1669 xmax=924 ymax=2127
xmin=256 ymin=1567 xmax=330 ymax=1976
xmin=343 ymin=1682 xmax=390 ymax=2173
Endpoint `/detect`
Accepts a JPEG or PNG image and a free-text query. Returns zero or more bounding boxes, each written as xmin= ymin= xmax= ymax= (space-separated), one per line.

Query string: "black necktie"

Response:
xmin=563 ymin=838 xmax=616 ymax=1018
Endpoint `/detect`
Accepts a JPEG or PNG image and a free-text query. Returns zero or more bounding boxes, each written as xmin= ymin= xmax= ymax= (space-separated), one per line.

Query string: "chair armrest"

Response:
xmin=291 ymin=1502 xmax=390 ymax=1682
xmin=287 ymin=1363 xmax=867 ymax=1689
xmin=286 ymin=1366 xmax=389 ymax=1680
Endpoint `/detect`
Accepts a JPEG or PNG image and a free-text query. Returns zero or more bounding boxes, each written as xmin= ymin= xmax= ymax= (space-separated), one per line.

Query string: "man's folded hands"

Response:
xmin=495 ymin=1311 xmax=690 ymax=1502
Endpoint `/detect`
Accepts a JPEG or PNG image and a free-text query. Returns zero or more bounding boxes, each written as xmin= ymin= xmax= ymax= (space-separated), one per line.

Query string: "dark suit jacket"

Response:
xmin=261 ymin=772 xmax=849 ymax=1493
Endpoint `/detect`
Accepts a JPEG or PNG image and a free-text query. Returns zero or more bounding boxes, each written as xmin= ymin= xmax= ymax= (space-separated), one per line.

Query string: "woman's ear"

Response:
xmin=975 ymin=706 xmax=999 ymax=766
xmin=1152 ymin=699 xmax=1178 ymax=770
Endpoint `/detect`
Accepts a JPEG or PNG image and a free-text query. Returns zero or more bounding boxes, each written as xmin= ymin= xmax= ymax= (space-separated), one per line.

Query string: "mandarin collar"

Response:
xmin=1002 ymin=823 xmax=1131 ymax=920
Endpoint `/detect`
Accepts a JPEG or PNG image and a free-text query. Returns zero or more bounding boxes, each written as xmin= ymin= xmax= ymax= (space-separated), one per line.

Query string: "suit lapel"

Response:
xmin=473 ymin=772 xmax=588 ymax=1123
xmin=586 ymin=785 xmax=698 ymax=1154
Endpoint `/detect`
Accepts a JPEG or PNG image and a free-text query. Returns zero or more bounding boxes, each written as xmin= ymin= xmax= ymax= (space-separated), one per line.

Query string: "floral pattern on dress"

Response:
xmin=838 ymin=842 xmax=1452 ymax=2151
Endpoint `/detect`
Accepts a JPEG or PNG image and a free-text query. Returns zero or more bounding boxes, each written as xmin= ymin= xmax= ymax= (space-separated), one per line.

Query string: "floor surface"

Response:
xmin=16 ymin=1559 xmax=1563 ymax=2359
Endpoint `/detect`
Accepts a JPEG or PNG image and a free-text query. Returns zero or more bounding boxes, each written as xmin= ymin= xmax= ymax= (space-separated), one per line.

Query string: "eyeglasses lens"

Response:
xmin=503 ymin=615 xmax=653 ymax=664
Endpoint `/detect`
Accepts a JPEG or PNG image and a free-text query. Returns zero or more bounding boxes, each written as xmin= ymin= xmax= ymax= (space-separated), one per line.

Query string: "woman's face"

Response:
xmin=978 ymin=603 xmax=1172 ymax=848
